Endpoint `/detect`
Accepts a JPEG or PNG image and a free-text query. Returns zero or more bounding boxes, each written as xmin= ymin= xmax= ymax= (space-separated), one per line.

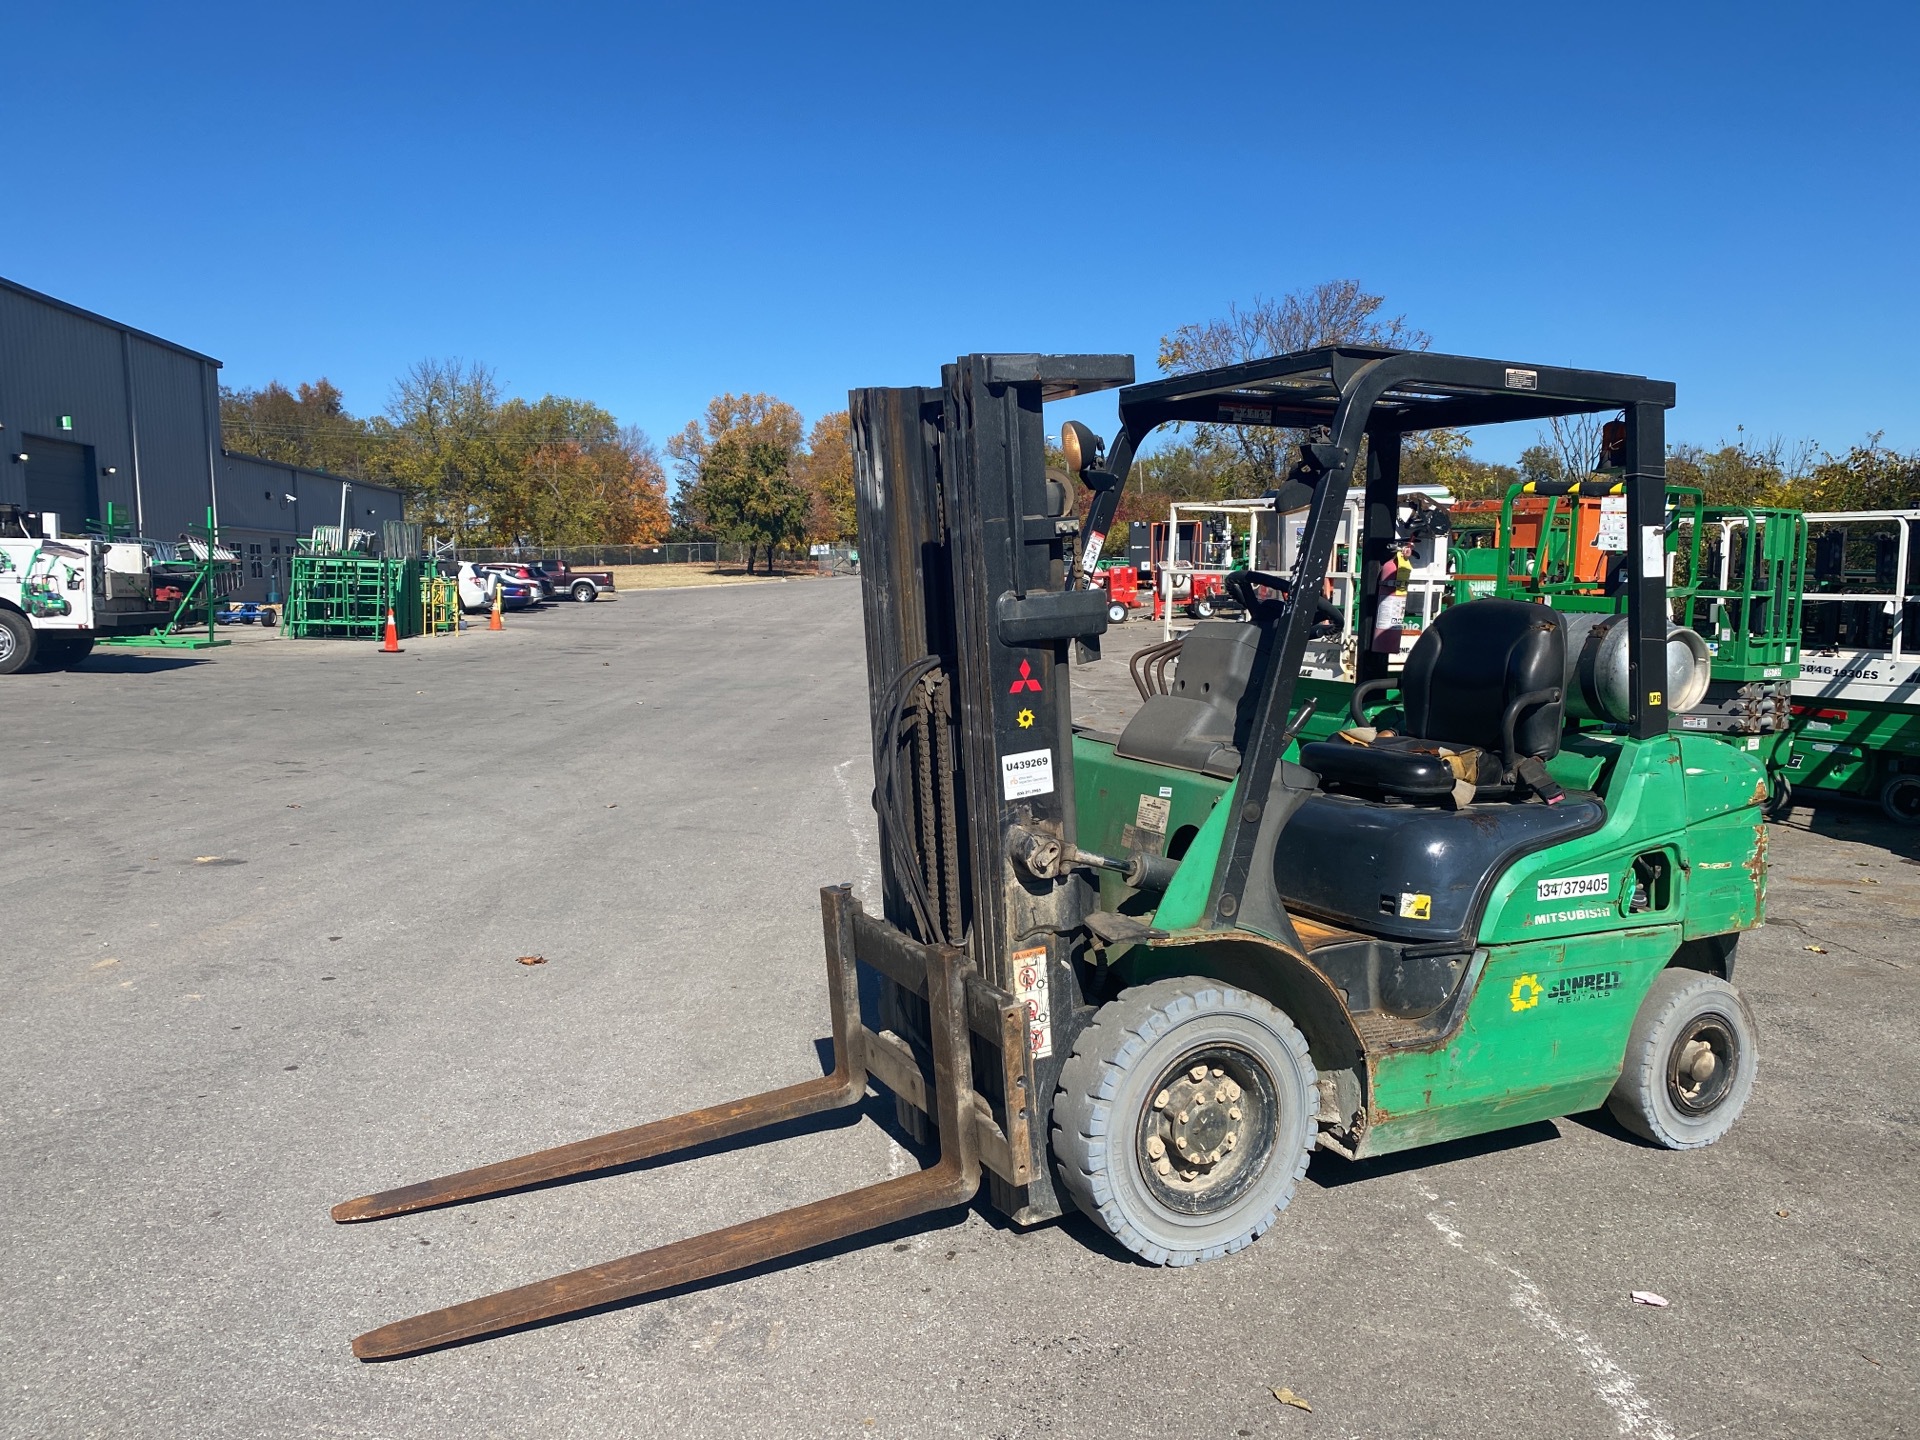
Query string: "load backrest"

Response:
xmin=1398 ymin=598 xmax=1566 ymax=760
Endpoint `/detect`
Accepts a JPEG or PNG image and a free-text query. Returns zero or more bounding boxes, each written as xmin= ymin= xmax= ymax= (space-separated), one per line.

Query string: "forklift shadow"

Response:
xmin=1304 ymin=1119 xmax=1563 ymax=1189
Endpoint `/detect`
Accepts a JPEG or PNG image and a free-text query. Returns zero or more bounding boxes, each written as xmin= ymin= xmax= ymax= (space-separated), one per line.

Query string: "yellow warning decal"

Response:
xmin=1510 ymin=974 xmax=1543 ymax=1011
xmin=1016 ymin=707 xmax=1035 ymax=728
xmin=1397 ymin=893 xmax=1431 ymax=921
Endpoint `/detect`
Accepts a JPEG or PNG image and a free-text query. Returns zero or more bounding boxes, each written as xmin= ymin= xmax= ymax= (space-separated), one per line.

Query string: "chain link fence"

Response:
xmin=451 ymin=541 xmax=862 ymax=573
xmin=453 ymin=542 xmax=755 ymax=566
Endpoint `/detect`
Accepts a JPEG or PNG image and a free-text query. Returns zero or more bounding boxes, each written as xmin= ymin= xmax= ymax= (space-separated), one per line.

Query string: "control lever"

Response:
xmin=1275 ymin=696 xmax=1319 ymax=753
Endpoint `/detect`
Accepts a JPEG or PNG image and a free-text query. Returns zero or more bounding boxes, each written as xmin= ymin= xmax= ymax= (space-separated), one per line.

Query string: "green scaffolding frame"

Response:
xmin=286 ymin=551 xmax=425 ymax=640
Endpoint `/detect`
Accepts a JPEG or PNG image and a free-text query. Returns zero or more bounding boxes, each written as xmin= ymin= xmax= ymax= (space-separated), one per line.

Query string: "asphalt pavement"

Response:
xmin=2 ymin=580 xmax=1915 ymax=1439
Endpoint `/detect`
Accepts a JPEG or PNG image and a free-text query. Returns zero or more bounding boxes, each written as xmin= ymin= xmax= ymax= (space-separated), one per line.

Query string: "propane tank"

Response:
xmin=1560 ymin=612 xmax=1712 ymax=723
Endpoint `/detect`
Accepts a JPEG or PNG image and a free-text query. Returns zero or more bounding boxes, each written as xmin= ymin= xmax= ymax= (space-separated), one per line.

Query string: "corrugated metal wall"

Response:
xmin=1 ymin=277 xmax=407 ymax=600
xmin=219 ymin=451 xmax=405 ymax=601
xmin=0 ymin=278 xmax=218 ymax=538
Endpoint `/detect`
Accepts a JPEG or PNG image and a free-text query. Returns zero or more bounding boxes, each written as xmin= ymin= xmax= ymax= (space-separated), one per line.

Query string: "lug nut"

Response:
xmin=1156 ymin=1157 xmax=1172 ymax=1176
xmin=1191 ymin=1065 xmax=1208 ymax=1082
xmin=1193 ymin=1091 xmax=1207 ymax=1107
xmin=1177 ymin=1109 xmax=1189 ymax=1123
xmin=1224 ymin=1132 xmax=1237 ymax=1150
xmin=1229 ymin=1106 xmax=1242 ymax=1120
xmin=1211 ymin=1067 xmax=1224 ymax=1078
xmin=1146 ymin=1136 xmax=1166 ymax=1160
xmin=1154 ymin=1090 xmax=1170 ymax=1110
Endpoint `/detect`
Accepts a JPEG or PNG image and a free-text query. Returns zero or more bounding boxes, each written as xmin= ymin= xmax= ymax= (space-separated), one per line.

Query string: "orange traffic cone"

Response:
xmin=381 ymin=607 xmax=403 ymax=653
xmin=488 ymin=586 xmax=504 ymax=631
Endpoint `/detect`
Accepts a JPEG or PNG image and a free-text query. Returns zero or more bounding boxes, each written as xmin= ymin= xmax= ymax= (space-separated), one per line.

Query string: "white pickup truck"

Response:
xmin=0 ymin=510 xmax=171 ymax=674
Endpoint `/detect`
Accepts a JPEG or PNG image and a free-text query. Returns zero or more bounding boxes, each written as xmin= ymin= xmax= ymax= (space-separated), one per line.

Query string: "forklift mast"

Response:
xmin=849 ymin=354 xmax=1132 ymax=1218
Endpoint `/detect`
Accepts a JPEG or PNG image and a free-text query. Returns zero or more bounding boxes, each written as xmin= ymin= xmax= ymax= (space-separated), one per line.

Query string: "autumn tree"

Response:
xmin=220 ymin=378 xmax=375 ymax=477
xmin=798 ymin=409 xmax=856 ymax=542
xmin=1157 ymin=280 xmax=1431 ymax=488
xmin=492 ymin=396 xmax=669 ymax=547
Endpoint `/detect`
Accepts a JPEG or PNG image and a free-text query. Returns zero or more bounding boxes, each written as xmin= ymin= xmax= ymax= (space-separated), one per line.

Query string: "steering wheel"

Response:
xmin=1223 ymin=569 xmax=1295 ymax=618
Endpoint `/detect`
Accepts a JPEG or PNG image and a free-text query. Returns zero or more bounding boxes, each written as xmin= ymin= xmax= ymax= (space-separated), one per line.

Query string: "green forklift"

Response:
xmin=335 ymin=348 xmax=1766 ymax=1354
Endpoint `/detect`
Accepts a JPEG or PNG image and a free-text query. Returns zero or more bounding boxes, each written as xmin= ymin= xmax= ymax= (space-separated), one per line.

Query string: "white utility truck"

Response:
xmin=0 ymin=508 xmax=169 ymax=674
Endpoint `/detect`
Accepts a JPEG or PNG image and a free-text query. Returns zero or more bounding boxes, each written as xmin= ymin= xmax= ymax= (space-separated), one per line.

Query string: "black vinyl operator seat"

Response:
xmin=1300 ymin=598 xmax=1567 ymax=803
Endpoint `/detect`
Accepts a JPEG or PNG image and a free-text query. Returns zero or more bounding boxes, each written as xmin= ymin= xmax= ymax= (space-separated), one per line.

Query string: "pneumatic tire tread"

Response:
xmin=1053 ymin=977 xmax=1315 ymax=1268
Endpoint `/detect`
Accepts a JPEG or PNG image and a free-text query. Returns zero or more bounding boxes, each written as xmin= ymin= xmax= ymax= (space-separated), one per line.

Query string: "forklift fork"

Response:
xmin=334 ymin=886 xmax=1023 ymax=1360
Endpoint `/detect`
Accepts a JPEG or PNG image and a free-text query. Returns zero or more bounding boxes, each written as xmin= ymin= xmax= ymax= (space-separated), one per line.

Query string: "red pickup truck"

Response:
xmin=543 ymin=561 xmax=616 ymax=602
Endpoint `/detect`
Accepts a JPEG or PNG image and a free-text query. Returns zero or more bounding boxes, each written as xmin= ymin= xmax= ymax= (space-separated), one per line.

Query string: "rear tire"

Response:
xmin=1190 ymin=599 xmax=1215 ymax=619
xmin=0 ymin=611 xmax=36 ymax=674
xmin=1880 ymin=774 xmax=1920 ymax=825
xmin=1107 ymin=601 xmax=1127 ymax=624
xmin=1606 ymin=968 xmax=1757 ymax=1149
xmin=1053 ymin=977 xmax=1316 ymax=1266
xmin=573 ymin=581 xmax=597 ymax=603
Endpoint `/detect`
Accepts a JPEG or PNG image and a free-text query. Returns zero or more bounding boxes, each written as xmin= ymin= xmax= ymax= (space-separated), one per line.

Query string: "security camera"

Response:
xmin=284 ymin=493 xmax=298 ymax=504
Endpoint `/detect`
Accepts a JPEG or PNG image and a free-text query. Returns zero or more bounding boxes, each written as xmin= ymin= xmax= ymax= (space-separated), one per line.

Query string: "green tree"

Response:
xmin=1799 ymin=435 xmax=1920 ymax=510
xmin=690 ymin=437 xmax=810 ymax=573
xmin=370 ymin=359 xmax=504 ymax=545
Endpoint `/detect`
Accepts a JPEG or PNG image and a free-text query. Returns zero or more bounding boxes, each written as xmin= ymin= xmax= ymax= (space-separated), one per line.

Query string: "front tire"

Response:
xmin=1190 ymin=598 xmax=1215 ymax=619
xmin=0 ymin=611 xmax=36 ymax=675
xmin=1880 ymin=774 xmax=1920 ymax=825
xmin=1053 ymin=978 xmax=1316 ymax=1266
xmin=573 ymin=581 xmax=597 ymax=603
xmin=1107 ymin=601 xmax=1127 ymax=624
xmin=1606 ymin=968 xmax=1757 ymax=1149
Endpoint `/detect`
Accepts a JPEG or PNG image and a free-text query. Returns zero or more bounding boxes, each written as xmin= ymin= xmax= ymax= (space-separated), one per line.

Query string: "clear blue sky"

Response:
xmin=4 ymin=2 xmax=1915 ymax=471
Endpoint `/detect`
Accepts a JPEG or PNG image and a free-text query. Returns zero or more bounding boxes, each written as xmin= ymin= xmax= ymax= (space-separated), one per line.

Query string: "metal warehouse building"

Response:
xmin=0 ymin=275 xmax=402 ymax=602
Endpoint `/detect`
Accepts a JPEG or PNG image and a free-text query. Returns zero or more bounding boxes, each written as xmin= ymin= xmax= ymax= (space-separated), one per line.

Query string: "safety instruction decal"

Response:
xmin=1001 ymin=748 xmax=1055 ymax=799
xmin=1122 ymin=791 xmax=1173 ymax=856
xmin=1012 ymin=946 xmax=1052 ymax=1059
xmin=1398 ymin=892 xmax=1432 ymax=921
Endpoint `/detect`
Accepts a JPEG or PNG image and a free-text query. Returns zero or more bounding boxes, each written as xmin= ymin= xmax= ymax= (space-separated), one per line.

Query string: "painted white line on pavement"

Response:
xmin=1415 ymin=1179 xmax=1677 ymax=1440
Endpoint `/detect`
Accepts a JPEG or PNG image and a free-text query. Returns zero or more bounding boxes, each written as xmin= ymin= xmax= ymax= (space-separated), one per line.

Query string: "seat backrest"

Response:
xmin=1398 ymin=598 xmax=1565 ymax=759
xmin=1114 ymin=621 xmax=1260 ymax=776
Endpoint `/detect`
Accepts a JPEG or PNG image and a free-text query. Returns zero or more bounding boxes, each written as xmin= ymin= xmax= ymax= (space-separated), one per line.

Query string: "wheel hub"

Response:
xmin=1151 ymin=1064 xmax=1245 ymax=1173
xmin=1667 ymin=1014 xmax=1737 ymax=1114
xmin=1136 ymin=1046 xmax=1275 ymax=1213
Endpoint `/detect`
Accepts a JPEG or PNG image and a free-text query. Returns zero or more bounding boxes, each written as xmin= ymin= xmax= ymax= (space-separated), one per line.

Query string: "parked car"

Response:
xmin=477 ymin=562 xmax=553 ymax=601
xmin=542 ymin=560 xmax=617 ymax=602
xmin=455 ymin=562 xmax=536 ymax=613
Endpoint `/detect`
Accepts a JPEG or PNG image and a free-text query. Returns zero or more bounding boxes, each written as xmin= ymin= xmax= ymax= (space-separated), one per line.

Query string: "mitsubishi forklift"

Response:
xmin=335 ymin=348 xmax=1766 ymax=1355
